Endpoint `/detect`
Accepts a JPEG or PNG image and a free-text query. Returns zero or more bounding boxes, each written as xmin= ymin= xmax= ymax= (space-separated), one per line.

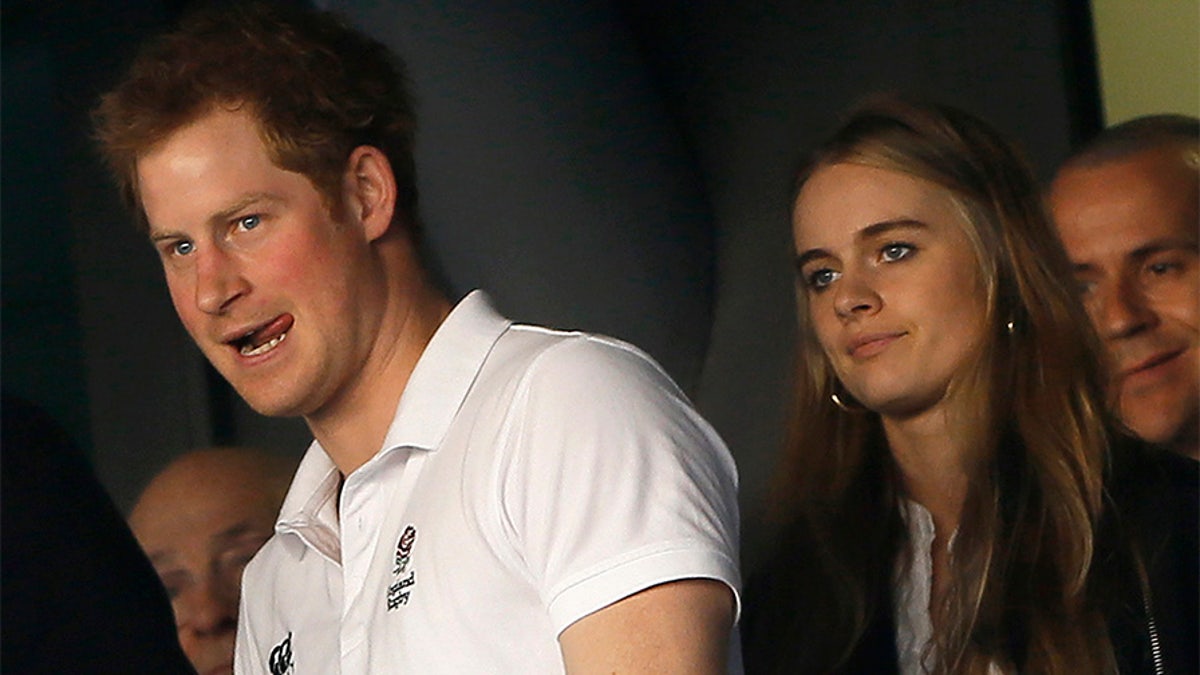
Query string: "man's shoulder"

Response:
xmin=1111 ymin=442 xmax=1198 ymax=510
xmin=1108 ymin=441 xmax=1199 ymax=562
xmin=441 ymin=293 xmax=675 ymax=396
xmin=496 ymin=324 xmax=677 ymax=394
xmin=503 ymin=322 xmax=651 ymax=359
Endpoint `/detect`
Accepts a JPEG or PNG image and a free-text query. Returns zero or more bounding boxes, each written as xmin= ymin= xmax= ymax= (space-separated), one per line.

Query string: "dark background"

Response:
xmin=1 ymin=0 xmax=1100 ymax=570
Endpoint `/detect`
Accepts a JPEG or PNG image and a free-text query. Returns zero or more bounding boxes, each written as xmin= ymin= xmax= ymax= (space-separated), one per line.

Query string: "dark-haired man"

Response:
xmin=94 ymin=3 xmax=740 ymax=673
xmin=1049 ymin=115 xmax=1199 ymax=460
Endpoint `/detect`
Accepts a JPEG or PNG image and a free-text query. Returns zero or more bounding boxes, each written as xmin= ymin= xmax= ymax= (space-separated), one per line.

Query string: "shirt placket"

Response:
xmin=337 ymin=448 xmax=429 ymax=672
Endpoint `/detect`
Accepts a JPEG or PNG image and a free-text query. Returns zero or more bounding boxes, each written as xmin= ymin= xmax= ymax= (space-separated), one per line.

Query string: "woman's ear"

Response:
xmin=342 ymin=145 xmax=396 ymax=242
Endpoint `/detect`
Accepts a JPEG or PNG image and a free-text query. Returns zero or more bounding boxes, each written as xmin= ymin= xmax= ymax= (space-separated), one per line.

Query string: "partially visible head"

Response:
xmin=790 ymin=94 xmax=1104 ymax=442
xmin=93 ymin=1 xmax=419 ymax=239
xmin=129 ymin=447 xmax=296 ymax=675
xmin=1049 ymin=115 xmax=1199 ymax=457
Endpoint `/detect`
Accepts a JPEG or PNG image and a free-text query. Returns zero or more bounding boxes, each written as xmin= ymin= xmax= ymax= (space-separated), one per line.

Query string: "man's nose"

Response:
xmin=194 ymin=247 xmax=249 ymax=315
xmin=177 ymin=576 xmax=238 ymax=635
xmin=1093 ymin=276 xmax=1155 ymax=340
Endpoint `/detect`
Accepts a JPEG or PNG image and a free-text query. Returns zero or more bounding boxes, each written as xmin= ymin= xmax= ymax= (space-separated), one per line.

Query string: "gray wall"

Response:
xmin=617 ymin=0 xmax=1088 ymax=564
xmin=2 ymin=0 xmax=1095 ymax=571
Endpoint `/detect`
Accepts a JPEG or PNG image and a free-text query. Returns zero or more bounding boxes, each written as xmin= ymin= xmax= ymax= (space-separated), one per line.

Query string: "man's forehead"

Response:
xmin=1067 ymin=145 xmax=1196 ymax=200
xmin=1054 ymin=156 xmax=1197 ymax=255
xmin=133 ymin=471 xmax=268 ymax=531
xmin=1058 ymin=214 xmax=1196 ymax=268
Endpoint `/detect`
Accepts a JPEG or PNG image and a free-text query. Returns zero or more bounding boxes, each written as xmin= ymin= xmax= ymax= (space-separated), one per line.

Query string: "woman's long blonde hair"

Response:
xmin=773 ymin=95 xmax=1115 ymax=673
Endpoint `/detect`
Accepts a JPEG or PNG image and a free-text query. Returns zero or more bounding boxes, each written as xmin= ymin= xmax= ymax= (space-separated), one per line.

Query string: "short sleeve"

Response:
xmin=495 ymin=336 xmax=741 ymax=634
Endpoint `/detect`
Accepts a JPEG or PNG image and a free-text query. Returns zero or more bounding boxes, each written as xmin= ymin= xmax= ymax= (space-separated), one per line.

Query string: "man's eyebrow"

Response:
xmin=208 ymin=192 xmax=283 ymax=226
xmin=148 ymin=229 xmax=180 ymax=244
xmin=147 ymin=192 xmax=283 ymax=243
xmin=213 ymin=521 xmax=273 ymax=546
xmin=146 ymin=549 xmax=176 ymax=568
xmin=795 ymin=219 xmax=928 ymax=269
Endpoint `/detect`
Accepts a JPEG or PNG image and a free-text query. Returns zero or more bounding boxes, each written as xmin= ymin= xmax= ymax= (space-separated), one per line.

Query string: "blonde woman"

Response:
xmin=742 ymin=96 xmax=1197 ymax=674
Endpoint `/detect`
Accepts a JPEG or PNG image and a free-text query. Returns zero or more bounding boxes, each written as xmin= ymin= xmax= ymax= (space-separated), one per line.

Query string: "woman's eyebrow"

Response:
xmin=795 ymin=248 xmax=830 ymax=270
xmin=857 ymin=218 xmax=928 ymax=240
xmin=796 ymin=219 xmax=928 ymax=269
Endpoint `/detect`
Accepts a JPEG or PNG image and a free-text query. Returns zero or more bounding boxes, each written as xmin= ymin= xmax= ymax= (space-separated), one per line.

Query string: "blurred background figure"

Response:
xmin=742 ymin=96 xmax=1197 ymax=674
xmin=129 ymin=447 xmax=297 ymax=675
xmin=1 ymin=392 xmax=192 ymax=673
xmin=1049 ymin=115 xmax=1199 ymax=460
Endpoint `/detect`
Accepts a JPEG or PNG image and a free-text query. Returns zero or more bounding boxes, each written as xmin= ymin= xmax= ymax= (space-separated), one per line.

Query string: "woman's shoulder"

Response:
xmin=741 ymin=514 xmax=901 ymax=674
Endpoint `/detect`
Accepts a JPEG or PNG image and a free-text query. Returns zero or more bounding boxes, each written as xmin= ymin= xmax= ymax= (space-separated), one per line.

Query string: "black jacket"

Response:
xmin=1104 ymin=447 xmax=1198 ymax=674
xmin=1 ymin=394 xmax=193 ymax=674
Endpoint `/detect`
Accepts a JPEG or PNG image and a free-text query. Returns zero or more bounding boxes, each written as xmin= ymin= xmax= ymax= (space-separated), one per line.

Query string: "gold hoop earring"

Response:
xmin=830 ymin=382 xmax=864 ymax=413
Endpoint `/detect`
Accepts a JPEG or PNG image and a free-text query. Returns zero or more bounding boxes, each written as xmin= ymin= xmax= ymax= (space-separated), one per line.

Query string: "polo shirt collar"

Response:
xmin=274 ymin=444 xmax=342 ymax=562
xmin=274 ymin=290 xmax=510 ymax=557
xmin=378 ymin=289 xmax=511 ymax=455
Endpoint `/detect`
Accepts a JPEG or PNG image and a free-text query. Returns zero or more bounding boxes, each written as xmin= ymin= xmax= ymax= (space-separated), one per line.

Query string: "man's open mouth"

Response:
xmin=233 ymin=314 xmax=294 ymax=357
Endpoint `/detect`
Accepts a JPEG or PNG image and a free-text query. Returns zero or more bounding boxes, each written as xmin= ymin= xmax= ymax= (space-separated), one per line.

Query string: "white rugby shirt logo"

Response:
xmin=387 ymin=524 xmax=418 ymax=611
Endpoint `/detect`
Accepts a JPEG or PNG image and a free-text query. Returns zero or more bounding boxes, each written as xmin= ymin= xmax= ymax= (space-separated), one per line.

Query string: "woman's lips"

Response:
xmin=846 ymin=331 xmax=906 ymax=359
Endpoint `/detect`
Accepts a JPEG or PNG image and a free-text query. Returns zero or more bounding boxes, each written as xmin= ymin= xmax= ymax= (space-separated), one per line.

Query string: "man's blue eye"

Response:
xmin=238 ymin=215 xmax=261 ymax=231
xmin=174 ymin=240 xmax=195 ymax=256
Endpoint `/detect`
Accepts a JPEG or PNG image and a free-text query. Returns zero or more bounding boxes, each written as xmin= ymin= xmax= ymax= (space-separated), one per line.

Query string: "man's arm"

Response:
xmin=558 ymin=578 xmax=736 ymax=674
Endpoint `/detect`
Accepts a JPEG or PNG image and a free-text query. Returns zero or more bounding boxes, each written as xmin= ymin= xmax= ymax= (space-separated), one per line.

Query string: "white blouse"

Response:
xmin=892 ymin=500 xmax=1002 ymax=675
xmin=894 ymin=499 xmax=940 ymax=675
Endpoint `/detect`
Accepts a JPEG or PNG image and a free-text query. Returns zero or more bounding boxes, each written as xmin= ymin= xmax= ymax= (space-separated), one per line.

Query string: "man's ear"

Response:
xmin=343 ymin=145 xmax=396 ymax=242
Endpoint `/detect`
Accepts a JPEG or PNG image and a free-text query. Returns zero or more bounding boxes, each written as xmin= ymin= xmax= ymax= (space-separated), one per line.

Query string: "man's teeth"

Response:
xmin=240 ymin=331 xmax=287 ymax=357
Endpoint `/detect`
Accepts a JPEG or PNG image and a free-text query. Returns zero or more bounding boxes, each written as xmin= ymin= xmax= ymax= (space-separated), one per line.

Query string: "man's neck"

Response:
xmin=304 ymin=277 xmax=452 ymax=477
xmin=1173 ymin=428 xmax=1200 ymax=462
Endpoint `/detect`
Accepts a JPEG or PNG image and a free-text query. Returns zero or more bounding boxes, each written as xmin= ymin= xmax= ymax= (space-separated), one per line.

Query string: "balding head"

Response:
xmin=130 ymin=447 xmax=296 ymax=675
xmin=1057 ymin=114 xmax=1198 ymax=171
xmin=1049 ymin=115 xmax=1199 ymax=458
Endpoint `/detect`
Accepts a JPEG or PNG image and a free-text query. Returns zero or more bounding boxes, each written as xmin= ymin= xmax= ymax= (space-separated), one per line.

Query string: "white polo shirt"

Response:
xmin=234 ymin=291 xmax=741 ymax=674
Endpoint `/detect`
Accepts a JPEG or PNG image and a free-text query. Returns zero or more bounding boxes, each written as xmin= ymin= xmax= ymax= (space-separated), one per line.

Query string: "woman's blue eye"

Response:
xmin=881 ymin=243 xmax=913 ymax=262
xmin=807 ymin=268 xmax=839 ymax=290
xmin=237 ymin=215 xmax=261 ymax=231
xmin=173 ymin=240 xmax=195 ymax=256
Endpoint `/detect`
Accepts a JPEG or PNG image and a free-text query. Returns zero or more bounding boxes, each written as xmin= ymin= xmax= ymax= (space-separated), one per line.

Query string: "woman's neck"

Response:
xmin=883 ymin=407 xmax=977 ymax=607
xmin=885 ymin=410 xmax=973 ymax=528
